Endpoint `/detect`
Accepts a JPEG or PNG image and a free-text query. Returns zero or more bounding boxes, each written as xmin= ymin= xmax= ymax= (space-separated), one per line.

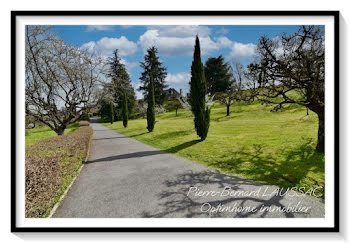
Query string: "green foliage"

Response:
xmin=104 ymin=49 xmax=135 ymax=121
xmin=103 ymin=102 xmax=324 ymax=198
xmin=79 ymin=112 xmax=90 ymax=121
xmin=110 ymin=103 xmax=114 ymax=124
xmin=98 ymin=99 xmax=111 ymax=121
xmin=189 ymin=36 xmax=210 ymax=141
xmin=147 ymin=74 xmax=156 ymax=132
xmin=122 ymin=90 xmax=128 ymax=128
xmin=139 ymin=46 xmax=168 ymax=105
xmin=25 ymin=126 xmax=93 ymax=217
xmin=165 ymin=99 xmax=182 ymax=116
xmin=204 ymin=55 xmax=233 ymax=95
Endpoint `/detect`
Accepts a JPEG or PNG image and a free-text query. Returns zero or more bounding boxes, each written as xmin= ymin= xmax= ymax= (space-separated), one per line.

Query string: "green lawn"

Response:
xmin=102 ymin=102 xmax=325 ymax=196
xmin=25 ymin=123 xmax=79 ymax=146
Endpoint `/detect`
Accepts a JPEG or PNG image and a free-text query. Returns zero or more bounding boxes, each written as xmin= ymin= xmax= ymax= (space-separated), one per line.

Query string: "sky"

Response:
xmin=52 ymin=25 xmax=305 ymax=99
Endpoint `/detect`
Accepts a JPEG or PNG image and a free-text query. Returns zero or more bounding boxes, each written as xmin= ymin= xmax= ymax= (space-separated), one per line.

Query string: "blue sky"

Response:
xmin=52 ymin=25 xmax=305 ymax=99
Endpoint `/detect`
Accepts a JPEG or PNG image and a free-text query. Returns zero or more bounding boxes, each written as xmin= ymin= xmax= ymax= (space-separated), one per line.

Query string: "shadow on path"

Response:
xmin=141 ymin=170 xmax=298 ymax=218
xmin=87 ymin=139 xmax=200 ymax=164
xmin=86 ymin=150 xmax=167 ymax=163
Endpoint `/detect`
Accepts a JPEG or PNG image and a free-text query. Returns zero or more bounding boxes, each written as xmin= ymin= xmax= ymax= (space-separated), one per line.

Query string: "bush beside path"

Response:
xmin=25 ymin=126 xmax=93 ymax=218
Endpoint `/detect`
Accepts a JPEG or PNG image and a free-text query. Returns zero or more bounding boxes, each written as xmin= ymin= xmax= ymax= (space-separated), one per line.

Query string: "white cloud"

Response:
xmin=216 ymin=36 xmax=233 ymax=48
xmin=119 ymin=58 xmax=138 ymax=72
xmin=138 ymin=29 xmax=218 ymax=56
xmin=146 ymin=25 xmax=211 ymax=38
xmin=138 ymin=26 xmax=256 ymax=59
xmin=215 ymin=37 xmax=257 ymax=59
xmin=86 ymin=25 xmax=114 ymax=32
xmin=229 ymin=42 xmax=257 ymax=59
xmin=133 ymin=82 xmax=144 ymax=100
xmin=216 ymin=27 xmax=229 ymax=35
xmin=81 ymin=36 xmax=138 ymax=57
xmin=165 ymin=73 xmax=191 ymax=84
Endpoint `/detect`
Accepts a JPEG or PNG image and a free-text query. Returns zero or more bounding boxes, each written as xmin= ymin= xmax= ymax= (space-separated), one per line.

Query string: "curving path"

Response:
xmin=53 ymin=118 xmax=325 ymax=218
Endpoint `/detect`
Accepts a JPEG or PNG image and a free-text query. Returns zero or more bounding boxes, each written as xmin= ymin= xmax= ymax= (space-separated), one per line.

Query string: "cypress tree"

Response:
xmin=110 ymin=102 xmax=114 ymax=124
xmin=122 ymin=90 xmax=128 ymax=128
xmin=147 ymin=73 xmax=155 ymax=132
xmin=189 ymin=36 xmax=210 ymax=141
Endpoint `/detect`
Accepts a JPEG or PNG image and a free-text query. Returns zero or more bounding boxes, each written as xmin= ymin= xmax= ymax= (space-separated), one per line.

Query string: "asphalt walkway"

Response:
xmin=53 ymin=119 xmax=325 ymax=218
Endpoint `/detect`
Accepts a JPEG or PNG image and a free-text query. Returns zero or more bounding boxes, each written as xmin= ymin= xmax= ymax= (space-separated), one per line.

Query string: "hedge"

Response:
xmin=25 ymin=126 xmax=93 ymax=218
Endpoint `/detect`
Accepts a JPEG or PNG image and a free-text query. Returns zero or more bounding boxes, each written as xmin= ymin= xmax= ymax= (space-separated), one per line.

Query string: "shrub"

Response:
xmin=79 ymin=121 xmax=90 ymax=126
xmin=25 ymin=126 xmax=93 ymax=218
xmin=79 ymin=112 xmax=90 ymax=121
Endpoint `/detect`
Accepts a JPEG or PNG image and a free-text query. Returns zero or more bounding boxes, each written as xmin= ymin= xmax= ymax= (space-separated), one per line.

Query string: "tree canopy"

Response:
xmin=25 ymin=26 xmax=104 ymax=135
xmin=247 ymin=26 xmax=325 ymax=152
xmin=204 ymin=55 xmax=233 ymax=95
xmin=107 ymin=49 xmax=135 ymax=120
xmin=139 ymin=46 xmax=168 ymax=105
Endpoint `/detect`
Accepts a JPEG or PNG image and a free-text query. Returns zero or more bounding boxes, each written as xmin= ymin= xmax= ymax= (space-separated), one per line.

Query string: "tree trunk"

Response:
xmin=252 ymin=83 xmax=256 ymax=101
xmin=316 ymin=112 xmax=325 ymax=153
xmin=226 ymin=104 xmax=230 ymax=116
xmin=176 ymin=108 xmax=178 ymax=116
xmin=55 ymin=125 xmax=66 ymax=136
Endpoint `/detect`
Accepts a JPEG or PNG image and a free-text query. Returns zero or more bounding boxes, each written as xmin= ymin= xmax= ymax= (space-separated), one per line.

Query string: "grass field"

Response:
xmin=25 ymin=122 xmax=79 ymax=146
xmin=102 ymin=101 xmax=325 ymax=197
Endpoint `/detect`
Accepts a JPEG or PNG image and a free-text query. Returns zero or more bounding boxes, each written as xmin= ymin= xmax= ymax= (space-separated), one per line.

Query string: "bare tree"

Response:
xmin=216 ymin=61 xmax=247 ymax=116
xmin=25 ymin=26 xmax=105 ymax=135
xmin=232 ymin=61 xmax=245 ymax=91
xmin=247 ymin=26 xmax=325 ymax=152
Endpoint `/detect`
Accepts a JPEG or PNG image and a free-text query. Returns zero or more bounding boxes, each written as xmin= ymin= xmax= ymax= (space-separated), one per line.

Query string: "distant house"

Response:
xmin=135 ymin=88 xmax=183 ymax=103
xmin=165 ymin=88 xmax=182 ymax=100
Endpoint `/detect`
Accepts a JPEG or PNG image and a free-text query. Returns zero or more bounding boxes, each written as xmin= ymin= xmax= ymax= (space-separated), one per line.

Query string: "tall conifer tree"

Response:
xmin=109 ymin=102 xmax=114 ymax=124
xmin=139 ymin=46 xmax=168 ymax=105
xmin=122 ymin=90 xmax=128 ymax=128
xmin=107 ymin=49 xmax=135 ymax=120
xmin=189 ymin=36 xmax=210 ymax=141
xmin=147 ymin=74 xmax=155 ymax=132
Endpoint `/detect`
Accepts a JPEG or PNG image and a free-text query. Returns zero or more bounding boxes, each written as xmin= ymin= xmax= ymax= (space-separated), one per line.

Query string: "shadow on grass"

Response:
xmin=67 ymin=122 xmax=79 ymax=133
xmin=129 ymin=132 xmax=149 ymax=137
xmin=165 ymin=140 xmax=201 ymax=153
xmin=207 ymin=142 xmax=325 ymax=197
xmin=212 ymin=113 xmax=243 ymax=122
xmin=151 ymin=129 xmax=194 ymax=140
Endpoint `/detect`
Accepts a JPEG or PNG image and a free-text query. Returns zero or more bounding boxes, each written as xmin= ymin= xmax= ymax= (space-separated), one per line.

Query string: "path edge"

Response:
xmin=48 ymin=127 xmax=94 ymax=218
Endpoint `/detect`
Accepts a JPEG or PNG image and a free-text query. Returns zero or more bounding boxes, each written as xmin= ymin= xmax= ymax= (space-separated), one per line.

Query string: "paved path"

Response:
xmin=53 ymin=119 xmax=325 ymax=218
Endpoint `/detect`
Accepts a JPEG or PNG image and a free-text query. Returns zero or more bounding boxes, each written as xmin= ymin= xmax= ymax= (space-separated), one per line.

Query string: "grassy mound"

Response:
xmin=25 ymin=126 xmax=93 ymax=218
xmin=103 ymin=102 xmax=324 ymax=197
